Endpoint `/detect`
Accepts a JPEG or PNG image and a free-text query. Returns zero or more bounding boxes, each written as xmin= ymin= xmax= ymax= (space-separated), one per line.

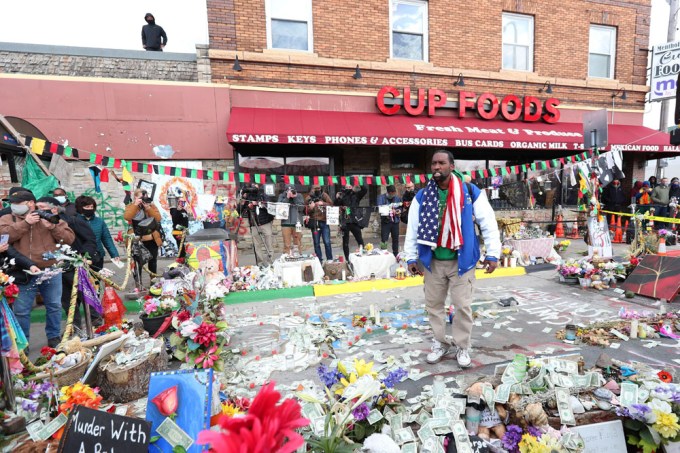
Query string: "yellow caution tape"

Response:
xmin=601 ymin=210 xmax=680 ymax=225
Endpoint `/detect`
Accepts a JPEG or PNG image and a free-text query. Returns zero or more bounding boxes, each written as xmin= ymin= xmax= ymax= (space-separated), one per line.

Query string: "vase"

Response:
xmin=140 ymin=313 xmax=172 ymax=336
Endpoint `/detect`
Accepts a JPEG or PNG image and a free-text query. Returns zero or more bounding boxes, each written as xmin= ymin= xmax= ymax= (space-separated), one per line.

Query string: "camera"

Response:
xmin=36 ymin=210 xmax=60 ymax=224
xmin=142 ymin=196 xmax=153 ymax=204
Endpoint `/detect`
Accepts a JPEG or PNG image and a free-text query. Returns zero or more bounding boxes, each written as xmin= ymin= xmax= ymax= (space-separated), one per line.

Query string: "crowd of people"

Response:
xmin=0 ymin=187 xmax=120 ymax=349
xmin=237 ymin=182 xmax=418 ymax=265
xmin=602 ymin=175 xmax=680 ymax=228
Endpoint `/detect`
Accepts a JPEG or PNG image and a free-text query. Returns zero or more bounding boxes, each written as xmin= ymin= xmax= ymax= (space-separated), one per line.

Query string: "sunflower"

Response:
xmin=653 ymin=410 xmax=680 ymax=439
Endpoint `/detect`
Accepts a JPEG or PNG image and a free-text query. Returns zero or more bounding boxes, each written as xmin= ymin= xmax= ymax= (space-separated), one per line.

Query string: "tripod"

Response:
xmin=235 ymin=201 xmax=274 ymax=265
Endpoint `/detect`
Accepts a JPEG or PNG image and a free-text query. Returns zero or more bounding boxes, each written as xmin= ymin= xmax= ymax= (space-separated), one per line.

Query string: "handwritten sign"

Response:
xmin=572 ymin=420 xmax=626 ymax=453
xmin=326 ymin=206 xmax=340 ymax=226
xmin=58 ymin=405 xmax=150 ymax=453
xmin=587 ymin=216 xmax=613 ymax=258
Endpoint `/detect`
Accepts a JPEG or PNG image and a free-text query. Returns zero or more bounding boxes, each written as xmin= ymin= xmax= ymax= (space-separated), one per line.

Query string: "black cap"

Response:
xmin=37 ymin=196 xmax=61 ymax=206
xmin=387 ymin=185 xmax=396 ymax=193
xmin=2 ymin=186 xmax=30 ymax=202
xmin=8 ymin=191 xmax=36 ymax=203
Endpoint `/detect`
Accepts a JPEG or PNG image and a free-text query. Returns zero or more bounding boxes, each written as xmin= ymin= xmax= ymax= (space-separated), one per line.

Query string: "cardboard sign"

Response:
xmin=58 ymin=405 xmax=151 ymax=453
xmin=572 ymin=420 xmax=626 ymax=453
xmin=587 ymin=216 xmax=613 ymax=258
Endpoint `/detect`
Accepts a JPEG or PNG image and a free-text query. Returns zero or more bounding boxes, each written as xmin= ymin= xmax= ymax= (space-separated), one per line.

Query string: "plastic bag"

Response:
xmin=102 ymin=286 xmax=126 ymax=327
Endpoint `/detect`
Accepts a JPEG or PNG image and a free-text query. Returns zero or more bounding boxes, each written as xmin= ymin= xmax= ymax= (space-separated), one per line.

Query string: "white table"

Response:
xmin=272 ymin=256 xmax=324 ymax=287
xmin=349 ymin=251 xmax=397 ymax=279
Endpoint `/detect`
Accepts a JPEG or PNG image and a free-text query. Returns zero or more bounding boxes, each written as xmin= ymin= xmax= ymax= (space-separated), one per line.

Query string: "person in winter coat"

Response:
xmin=601 ymin=179 xmax=627 ymax=213
xmin=124 ymin=189 xmax=162 ymax=274
xmin=377 ymin=185 xmax=402 ymax=256
xmin=52 ymin=188 xmax=77 ymax=217
xmin=304 ymin=185 xmax=334 ymax=263
xmin=141 ymin=13 xmax=167 ymax=51
xmin=277 ymin=186 xmax=305 ymax=254
xmin=335 ymin=184 xmax=368 ymax=260
xmin=75 ymin=195 xmax=120 ymax=271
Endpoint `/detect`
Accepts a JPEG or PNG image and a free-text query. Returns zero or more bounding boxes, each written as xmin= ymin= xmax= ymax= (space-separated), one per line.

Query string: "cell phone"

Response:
xmin=0 ymin=234 xmax=8 ymax=246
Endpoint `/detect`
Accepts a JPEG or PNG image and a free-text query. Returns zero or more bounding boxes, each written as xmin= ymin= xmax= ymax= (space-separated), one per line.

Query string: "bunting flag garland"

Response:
xmin=21 ymin=135 xmax=599 ymax=187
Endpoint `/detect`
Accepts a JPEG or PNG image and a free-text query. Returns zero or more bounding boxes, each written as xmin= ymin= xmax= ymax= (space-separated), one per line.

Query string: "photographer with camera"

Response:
xmin=335 ymin=184 xmax=367 ymax=261
xmin=124 ymin=189 xmax=162 ymax=277
xmin=238 ymin=183 xmax=275 ymax=266
xmin=0 ymin=190 xmax=75 ymax=347
xmin=38 ymin=196 xmax=101 ymax=330
xmin=378 ymin=185 xmax=402 ymax=256
xmin=277 ymin=186 xmax=304 ymax=255
xmin=305 ymin=184 xmax=334 ymax=263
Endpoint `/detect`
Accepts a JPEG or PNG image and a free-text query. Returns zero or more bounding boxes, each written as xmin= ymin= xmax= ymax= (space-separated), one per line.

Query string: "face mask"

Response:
xmin=82 ymin=208 xmax=95 ymax=218
xmin=55 ymin=196 xmax=67 ymax=204
xmin=11 ymin=204 xmax=29 ymax=216
xmin=314 ymin=190 xmax=321 ymax=196
xmin=146 ymin=18 xmax=154 ymax=24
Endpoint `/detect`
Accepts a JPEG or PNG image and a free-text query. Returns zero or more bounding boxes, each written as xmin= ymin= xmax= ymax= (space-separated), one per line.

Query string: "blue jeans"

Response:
xmin=13 ymin=274 xmax=63 ymax=343
xmin=312 ymin=221 xmax=333 ymax=261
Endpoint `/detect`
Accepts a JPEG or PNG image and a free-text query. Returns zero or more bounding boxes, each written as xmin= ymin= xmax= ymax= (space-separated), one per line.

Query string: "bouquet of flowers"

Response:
xmin=141 ymin=295 xmax=179 ymax=318
xmin=555 ymin=240 xmax=571 ymax=252
xmin=556 ymin=259 xmax=583 ymax=278
xmin=199 ymin=210 xmax=220 ymax=223
xmin=616 ymin=380 xmax=680 ymax=452
xmin=502 ymin=424 xmax=584 ymax=453
xmin=13 ymin=378 xmax=56 ymax=420
xmin=300 ymin=359 xmax=407 ymax=451
xmin=169 ymin=309 xmax=229 ymax=371
xmin=658 ymin=229 xmax=672 ymax=239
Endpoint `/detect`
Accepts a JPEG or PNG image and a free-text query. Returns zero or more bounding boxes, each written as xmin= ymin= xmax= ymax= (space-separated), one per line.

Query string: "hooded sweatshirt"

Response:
xmin=142 ymin=14 xmax=168 ymax=50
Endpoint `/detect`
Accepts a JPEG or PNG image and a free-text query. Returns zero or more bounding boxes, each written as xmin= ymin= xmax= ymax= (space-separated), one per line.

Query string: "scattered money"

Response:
xmin=157 ymin=417 xmax=194 ymax=450
xmin=394 ymin=427 xmax=415 ymax=444
xmin=620 ymin=382 xmax=639 ymax=407
xmin=542 ymin=327 xmax=553 ymax=333
xmin=555 ymin=387 xmax=576 ymax=426
xmin=482 ymin=331 xmax=493 ymax=338
xmin=367 ymin=409 xmax=383 ymax=425
xmin=41 ymin=413 xmax=68 ymax=440
xmin=610 ymin=329 xmax=629 ymax=341
xmin=451 ymin=420 xmax=473 ymax=453
xmin=494 ymin=384 xmax=512 ymax=403
xmin=26 ymin=421 xmax=44 ymax=442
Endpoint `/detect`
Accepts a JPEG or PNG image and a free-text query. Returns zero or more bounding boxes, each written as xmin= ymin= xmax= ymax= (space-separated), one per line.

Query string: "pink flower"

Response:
xmin=144 ymin=299 xmax=159 ymax=315
xmin=197 ymin=382 xmax=309 ymax=453
xmin=195 ymin=346 xmax=219 ymax=368
xmin=194 ymin=322 xmax=218 ymax=347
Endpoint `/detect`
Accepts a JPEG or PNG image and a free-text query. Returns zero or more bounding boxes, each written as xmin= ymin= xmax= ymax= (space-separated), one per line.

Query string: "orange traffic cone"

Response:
xmin=658 ymin=237 xmax=667 ymax=255
xmin=555 ymin=215 xmax=565 ymax=238
xmin=613 ymin=216 xmax=623 ymax=243
xmin=609 ymin=215 xmax=616 ymax=235
xmin=568 ymin=222 xmax=580 ymax=239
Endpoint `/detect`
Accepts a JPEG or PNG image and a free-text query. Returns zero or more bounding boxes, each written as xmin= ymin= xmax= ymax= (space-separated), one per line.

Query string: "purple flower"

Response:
xmin=527 ymin=425 xmax=542 ymax=438
xmin=615 ymin=406 xmax=631 ymax=418
xmin=382 ymin=368 xmax=407 ymax=388
xmin=352 ymin=403 xmax=370 ymax=421
xmin=501 ymin=424 xmax=523 ymax=453
xmin=20 ymin=399 xmax=38 ymax=413
xmin=317 ymin=364 xmax=342 ymax=388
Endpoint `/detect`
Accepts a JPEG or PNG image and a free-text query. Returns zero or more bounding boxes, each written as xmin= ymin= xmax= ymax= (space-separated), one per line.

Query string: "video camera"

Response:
xmin=36 ymin=210 xmax=60 ymax=224
xmin=241 ymin=185 xmax=260 ymax=201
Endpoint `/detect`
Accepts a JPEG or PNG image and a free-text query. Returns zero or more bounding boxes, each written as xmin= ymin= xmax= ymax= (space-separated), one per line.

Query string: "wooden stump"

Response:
xmin=96 ymin=338 xmax=168 ymax=403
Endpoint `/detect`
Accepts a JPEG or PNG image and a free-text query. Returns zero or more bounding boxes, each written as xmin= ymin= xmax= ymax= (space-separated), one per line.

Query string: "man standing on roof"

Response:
xmin=142 ymin=13 xmax=168 ymax=51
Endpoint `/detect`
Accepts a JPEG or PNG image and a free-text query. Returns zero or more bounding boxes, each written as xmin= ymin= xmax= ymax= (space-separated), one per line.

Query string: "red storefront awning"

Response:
xmin=227 ymin=107 xmax=677 ymax=153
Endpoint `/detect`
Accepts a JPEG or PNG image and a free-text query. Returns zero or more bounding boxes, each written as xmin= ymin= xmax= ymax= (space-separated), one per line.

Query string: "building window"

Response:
xmin=390 ymin=0 xmax=428 ymax=61
xmin=589 ymin=25 xmax=616 ymax=78
xmin=266 ymin=0 xmax=313 ymax=51
xmin=502 ymin=13 xmax=534 ymax=71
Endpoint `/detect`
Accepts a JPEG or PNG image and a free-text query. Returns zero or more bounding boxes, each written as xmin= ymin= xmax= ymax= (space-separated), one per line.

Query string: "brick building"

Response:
xmin=208 ymin=0 xmax=676 ymax=209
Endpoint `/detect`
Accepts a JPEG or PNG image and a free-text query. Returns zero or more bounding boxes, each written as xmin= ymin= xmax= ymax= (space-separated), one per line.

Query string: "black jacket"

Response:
xmin=602 ymin=185 xmax=627 ymax=207
xmin=142 ymin=23 xmax=168 ymax=50
xmin=670 ymin=185 xmax=680 ymax=201
xmin=170 ymin=207 xmax=190 ymax=230
xmin=335 ymin=186 xmax=368 ymax=224
xmin=61 ymin=212 xmax=98 ymax=263
xmin=238 ymin=192 xmax=274 ymax=226
xmin=62 ymin=202 xmax=77 ymax=217
xmin=2 ymin=246 xmax=37 ymax=285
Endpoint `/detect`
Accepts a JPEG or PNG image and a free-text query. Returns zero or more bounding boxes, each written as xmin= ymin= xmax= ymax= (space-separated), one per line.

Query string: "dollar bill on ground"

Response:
xmin=25 ymin=421 xmax=45 ymax=442
xmin=494 ymin=383 xmax=512 ymax=404
xmin=450 ymin=398 xmax=467 ymax=415
xmin=433 ymin=407 xmax=448 ymax=419
xmin=391 ymin=413 xmax=404 ymax=436
xmin=553 ymin=359 xmax=578 ymax=375
xmin=302 ymin=403 xmax=322 ymax=420
xmin=418 ymin=424 xmax=435 ymax=443
xmin=620 ymin=382 xmax=639 ymax=407
xmin=481 ymin=384 xmax=495 ymax=412
xmin=394 ymin=427 xmax=415 ymax=444
xmin=157 ymin=417 xmax=194 ymax=450
xmin=451 ymin=420 xmax=473 ymax=453
xmin=554 ymin=387 xmax=576 ymax=426
xmin=402 ymin=443 xmax=418 ymax=453
xmin=310 ymin=416 xmax=326 ymax=436
xmin=572 ymin=374 xmax=590 ymax=388
xmin=41 ymin=412 xmax=68 ymax=440
xmin=367 ymin=409 xmax=383 ymax=425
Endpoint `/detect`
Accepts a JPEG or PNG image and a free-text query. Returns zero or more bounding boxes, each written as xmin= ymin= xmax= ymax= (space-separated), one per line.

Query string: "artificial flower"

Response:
xmin=318 ymin=364 xmax=342 ymax=388
xmin=352 ymin=403 xmax=369 ymax=421
xmin=195 ymin=345 xmax=220 ymax=368
xmin=59 ymin=383 xmax=102 ymax=413
xmin=198 ymin=381 xmax=309 ymax=453
xmin=179 ymin=319 xmax=199 ymax=337
xmin=194 ymin=322 xmax=218 ymax=346
xmin=653 ymin=409 xmax=680 ymax=439
xmin=353 ymin=359 xmax=377 ymax=378
xmin=151 ymin=385 xmax=179 ymax=418
xmin=382 ymin=368 xmax=407 ymax=388
xmin=3 ymin=283 xmax=19 ymax=303
xmin=659 ymin=370 xmax=673 ymax=383
xmin=220 ymin=402 xmax=243 ymax=417
xmin=649 ymin=398 xmax=673 ymax=414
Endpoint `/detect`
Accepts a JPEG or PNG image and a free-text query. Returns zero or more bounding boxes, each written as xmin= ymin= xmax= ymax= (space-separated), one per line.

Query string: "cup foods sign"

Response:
xmin=650 ymin=41 xmax=680 ymax=102
xmin=376 ymin=86 xmax=561 ymax=123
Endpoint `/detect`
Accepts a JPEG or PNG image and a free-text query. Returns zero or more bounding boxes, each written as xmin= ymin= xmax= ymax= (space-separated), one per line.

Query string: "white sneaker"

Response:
xmin=456 ymin=347 xmax=472 ymax=368
xmin=426 ymin=340 xmax=450 ymax=364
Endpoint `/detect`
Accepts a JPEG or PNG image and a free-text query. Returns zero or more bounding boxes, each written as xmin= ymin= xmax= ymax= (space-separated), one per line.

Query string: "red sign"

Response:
xmin=376 ymin=86 xmax=560 ymax=124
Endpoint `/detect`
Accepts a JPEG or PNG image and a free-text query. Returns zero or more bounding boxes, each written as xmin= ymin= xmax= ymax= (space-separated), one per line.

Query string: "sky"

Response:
xmin=0 ymin=0 xmax=208 ymax=53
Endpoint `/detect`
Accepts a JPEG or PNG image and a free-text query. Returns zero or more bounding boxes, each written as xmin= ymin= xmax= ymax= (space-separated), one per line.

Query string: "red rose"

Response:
xmin=151 ymin=385 xmax=179 ymax=417
xmin=40 ymin=346 xmax=57 ymax=359
xmin=4 ymin=283 xmax=19 ymax=302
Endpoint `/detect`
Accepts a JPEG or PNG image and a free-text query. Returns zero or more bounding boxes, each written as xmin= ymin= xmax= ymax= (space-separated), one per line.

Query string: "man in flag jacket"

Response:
xmin=404 ymin=151 xmax=501 ymax=367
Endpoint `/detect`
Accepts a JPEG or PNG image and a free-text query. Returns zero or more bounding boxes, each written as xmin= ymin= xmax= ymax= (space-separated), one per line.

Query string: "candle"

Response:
xmin=630 ymin=319 xmax=638 ymax=339
xmin=369 ymin=305 xmax=375 ymax=318
xmin=342 ymin=270 xmax=346 ymax=280
xmin=375 ymin=309 xmax=381 ymax=325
